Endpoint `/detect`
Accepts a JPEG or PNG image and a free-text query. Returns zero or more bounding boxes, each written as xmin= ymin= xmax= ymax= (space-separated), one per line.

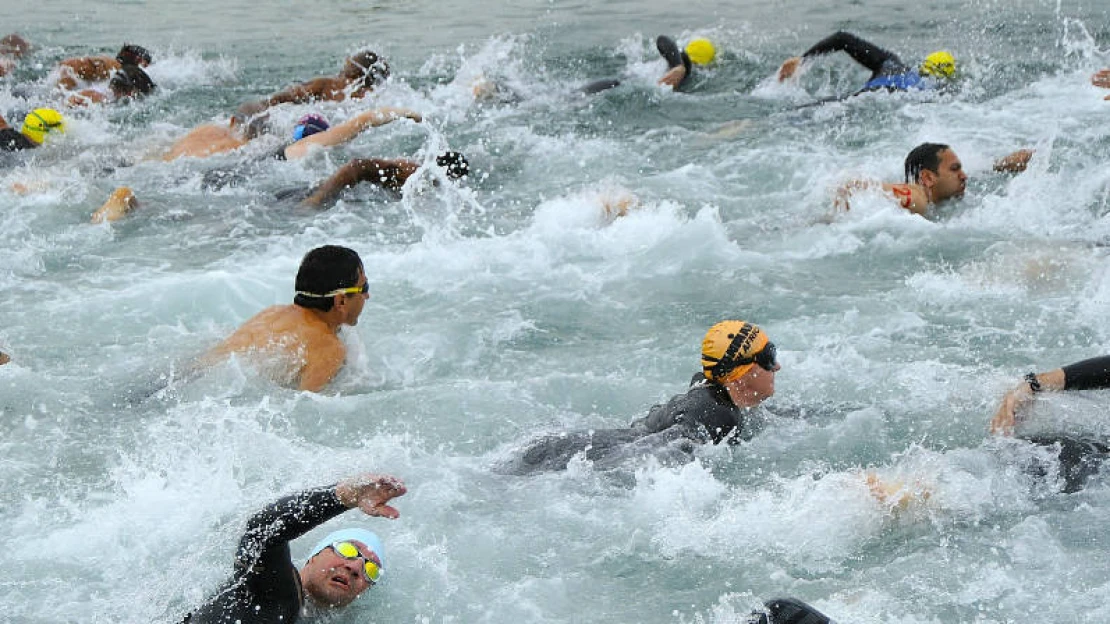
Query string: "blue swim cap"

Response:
xmin=308 ymin=528 xmax=385 ymax=573
xmin=292 ymin=113 xmax=329 ymax=141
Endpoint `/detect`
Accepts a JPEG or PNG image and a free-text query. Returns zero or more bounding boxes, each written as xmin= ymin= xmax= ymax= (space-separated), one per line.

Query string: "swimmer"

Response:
xmin=580 ymin=35 xmax=716 ymax=95
xmin=0 ymin=351 xmax=9 ymax=366
xmin=160 ymin=114 xmax=271 ymax=161
xmin=504 ymin=320 xmax=781 ymax=474
xmin=67 ymin=63 xmax=156 ymax=107
xmin=0 ymin=33 xmax=31 ymax=77
xmin=290 ymin=151 xmax=469 ymax=208
xmin=836 ymin=142 xmax=1033 ymax=215
xmin=181 ymin=472 xmax=406 ymax=624
xmin=0 ymin=108 xmax=65 ymax=151
xmin=235 ymin=50 xmax=391 ymax=119
xmin=196 ymin=245 xmax=370 ymax=392
xmin=56 ymin=43 xmax=152 ymax=91
xmin=656 ymin=35 xmax=715 ymax=90
xmin=778 ymin=31 xmax=955 ymax=99
xmin=991 ymin=355 xmax=1110 ymax=492
xmin=90 ymin=187 xmax=139 ymax=223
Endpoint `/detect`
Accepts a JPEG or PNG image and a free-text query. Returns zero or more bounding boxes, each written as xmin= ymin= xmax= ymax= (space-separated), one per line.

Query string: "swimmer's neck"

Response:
xmin=293 ymin=303 xmax=346 ymax=334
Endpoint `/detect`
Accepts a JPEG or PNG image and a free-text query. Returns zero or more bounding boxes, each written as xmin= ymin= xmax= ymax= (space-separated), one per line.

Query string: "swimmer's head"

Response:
xmin=701 ymin=320 xmax=777 ymax=383
xmin=903 ymin=142 xmax=950 ymax=184
xmin=294 ymin=245 xmax=364 ymax=312
xmin=436 ymin=151 xmax=470 ymax=180
xmin=292 ymin=113 xmax=330 ymax=141
xmin=307 ymin=528 xmax=385 ymax=574
xmin=109 ymin=64 xmax=156 ymax=98
xmin=20 ymin=108 xmax=65 ymax=145
xmin=343 ymin=50 xmax=391 ymax=89
xmin=685 ymin=38 xmax=716 ymax=66
xmin=116 ymin=44 xmax=152 ymax=67
xmin=0 ymin=33 xmax=31 ymax=58
xmin=920 ymin=50 xmax=955 ymax=79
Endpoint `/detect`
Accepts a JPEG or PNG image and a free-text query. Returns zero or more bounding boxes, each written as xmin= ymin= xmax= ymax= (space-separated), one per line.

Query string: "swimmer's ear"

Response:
xmin=918 ymin=168 xmax=938 ymax=187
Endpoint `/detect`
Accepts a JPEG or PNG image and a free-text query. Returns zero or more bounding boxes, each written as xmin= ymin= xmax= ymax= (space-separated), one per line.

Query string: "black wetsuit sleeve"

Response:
xmin=0 ymin=128 xmax=36 ymax=151
xmin=801 ymin=31 xmax=903 ymax=77
xmin=1062 ymin=355 xmax=1110 ymax=391
xmin=235 ymin=485 xmax=348 ymax=584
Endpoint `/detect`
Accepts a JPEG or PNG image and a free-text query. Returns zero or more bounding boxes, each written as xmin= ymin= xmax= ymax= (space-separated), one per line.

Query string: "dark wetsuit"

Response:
xmin=800 ymin=31 xmax=932 ymax=93
xmin=502 ymin=373 xmax=747 ymax=474
xmin=181 ymin=485 xmax=348 ymax=624
xmin=0 ymin=127 xmax=36 ymax=151
xmin=1020 ymin=355 xmax=1110 ymax=492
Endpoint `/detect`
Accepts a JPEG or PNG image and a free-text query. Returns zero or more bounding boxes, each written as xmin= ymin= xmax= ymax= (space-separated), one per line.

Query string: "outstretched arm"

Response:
xmin=301 ymin=158 xmax=414 ymax=208
xmin=283 ymin=107 xmax=422 ymax=160
xmin=780 ymin=31 xmax=898 ymax=80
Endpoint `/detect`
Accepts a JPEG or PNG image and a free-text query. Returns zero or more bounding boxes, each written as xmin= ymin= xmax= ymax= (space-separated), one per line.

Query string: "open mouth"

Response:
xmin=330 ymin=574 xmax=351 ymax=589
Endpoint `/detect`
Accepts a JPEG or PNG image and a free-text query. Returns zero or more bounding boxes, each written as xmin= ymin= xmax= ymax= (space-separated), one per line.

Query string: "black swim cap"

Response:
xmin=117 ymin=44 xmax=152 ymax=66
xmin=110 ymin=64 xmax=156 ymax=97
xmin=436 ymin=151 xmax=469 ymax=180
xmin=348 ymin=50 xmax=390 ymax=88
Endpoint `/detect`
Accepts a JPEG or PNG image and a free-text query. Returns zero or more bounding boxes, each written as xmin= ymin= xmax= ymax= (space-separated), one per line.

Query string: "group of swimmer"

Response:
xmin=5 ymin=28 xmax=1110 ymax=624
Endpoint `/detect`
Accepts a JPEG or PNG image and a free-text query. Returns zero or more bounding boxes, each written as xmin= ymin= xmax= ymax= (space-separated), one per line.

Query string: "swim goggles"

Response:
xmin=330 ymin=540 xmax=383 ymax=584
xmin=295 ymin=282 xmax=369 ymax=298
xmin=735 ymin=342 xmax=778 ymax=372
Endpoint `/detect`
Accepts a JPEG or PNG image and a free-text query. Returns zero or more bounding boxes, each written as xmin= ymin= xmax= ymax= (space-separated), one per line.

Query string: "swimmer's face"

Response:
xmin=745 ymin=358 xmax=779 ymax=403
xmin=926 ymin=148 xmax=967 ymax=202
xmin=338 ymin=268 xmax=369 ymax=326
xmin=300 ymin=540 xmax=375 ymax=608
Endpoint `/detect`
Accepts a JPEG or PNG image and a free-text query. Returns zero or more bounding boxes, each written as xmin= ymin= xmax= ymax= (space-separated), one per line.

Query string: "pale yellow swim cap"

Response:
xmin=920 ymin=51 xmax=956 ymax=79
xmin=21 ymin=108 xmax=65 ymax=145
xmin=685 ymin=38 xmax=716 ymax=66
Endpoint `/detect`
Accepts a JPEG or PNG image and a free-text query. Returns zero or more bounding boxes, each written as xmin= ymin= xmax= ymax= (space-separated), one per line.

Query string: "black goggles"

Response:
xmin=706 ymin=341 xmax=778 ymax=379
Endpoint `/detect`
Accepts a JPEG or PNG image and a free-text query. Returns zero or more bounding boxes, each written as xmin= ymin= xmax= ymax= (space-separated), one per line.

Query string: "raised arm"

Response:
xmin=283 ymin=107 xmax=422 ymax=160
xmin=780 ymin=31 xmax=899 ymax=80
xmin=235 ymin=475 xmax=405 ymax=592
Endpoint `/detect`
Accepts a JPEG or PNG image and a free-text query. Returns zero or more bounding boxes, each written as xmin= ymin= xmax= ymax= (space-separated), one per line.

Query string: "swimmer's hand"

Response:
xmin=658 ymin=65 xmax=687 ymax=89
xmin=336 ymin=473 xmax=407 ymax=519
xmin=989 ymin=383 xmax=1033 ymax=436
xmin=1092 ymin=68 xmax=1110 ymax=89
xmin=993 ymin=149 xmax=1034 ymax=173
xmin=778 ymin=57 xmax=802 ymax=81
xmin=374 ymin=106 xmax=422 ymax=124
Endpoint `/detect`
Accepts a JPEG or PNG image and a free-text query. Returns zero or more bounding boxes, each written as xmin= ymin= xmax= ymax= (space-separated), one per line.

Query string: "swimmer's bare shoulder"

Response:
xmin=201 ymin=305 xmax=346 ymax=391
xmin=879 ymin=182 xmax=929 ymax=215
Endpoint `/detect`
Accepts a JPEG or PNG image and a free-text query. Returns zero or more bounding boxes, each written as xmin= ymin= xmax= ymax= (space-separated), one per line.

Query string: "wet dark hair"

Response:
xmin=293 ymin=245 xmax=364 ymax=311
xmin=346 ymin=50 xmax=390 ymax=89
xmin=116 ymin=44 xmax=152 ymax=66
xmin=904 ymin=142 xmax=949 ymax=184
xmin=436 ymin=151 xmax=469 ymax=180
xmin=109 ymin=64 xmax=156 ymax=98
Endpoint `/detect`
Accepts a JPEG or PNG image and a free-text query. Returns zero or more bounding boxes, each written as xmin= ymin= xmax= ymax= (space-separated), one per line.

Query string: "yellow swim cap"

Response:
xmin=701 ymin=320 xmax=770 ymax=383
xmin=685 ymin=38 xmax=716 ymax=66
xmin=21 ymin=108 xmax=66 ymax=145
xmin=920 ymin=51 xmax=956 ymax=79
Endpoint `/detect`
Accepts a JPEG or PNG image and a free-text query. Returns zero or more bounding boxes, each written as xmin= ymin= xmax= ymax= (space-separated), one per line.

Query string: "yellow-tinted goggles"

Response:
xmin=331 ymin=540 xmax=382 ymax=583
xmin=295 ymin=282 xmax=369 ymax=298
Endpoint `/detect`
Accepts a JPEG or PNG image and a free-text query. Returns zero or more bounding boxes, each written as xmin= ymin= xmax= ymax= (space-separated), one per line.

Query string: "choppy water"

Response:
xmin=4 ymin=0 xmax=1110 ymax=622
